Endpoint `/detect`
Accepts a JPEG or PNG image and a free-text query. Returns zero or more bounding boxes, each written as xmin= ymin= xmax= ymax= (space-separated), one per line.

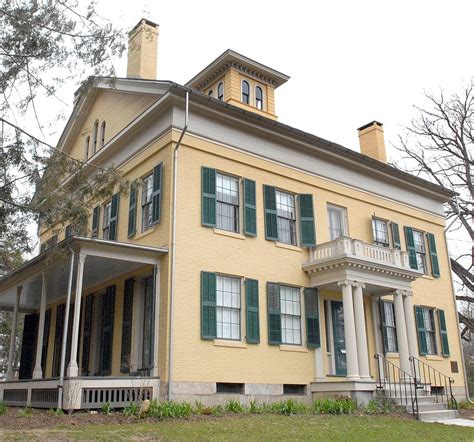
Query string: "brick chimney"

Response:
xmin=357 ymin=121 xmax=387 ymax=163
xmin=127 ymin=19 xmax=159 ymax=80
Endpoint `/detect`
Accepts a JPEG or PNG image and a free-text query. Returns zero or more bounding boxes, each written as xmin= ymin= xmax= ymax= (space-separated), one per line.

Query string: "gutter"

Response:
xmin=168 ymin=91 xmax=189 ymax=400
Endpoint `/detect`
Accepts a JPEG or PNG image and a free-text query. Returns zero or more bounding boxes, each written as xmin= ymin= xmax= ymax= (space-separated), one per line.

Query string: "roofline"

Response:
xmin=185 ymin=49 xmax=290 ymax=89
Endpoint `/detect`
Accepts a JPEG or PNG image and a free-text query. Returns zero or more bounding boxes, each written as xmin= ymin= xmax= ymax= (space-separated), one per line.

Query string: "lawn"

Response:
xmin=2 ymin=414 xmax=474 ymax=441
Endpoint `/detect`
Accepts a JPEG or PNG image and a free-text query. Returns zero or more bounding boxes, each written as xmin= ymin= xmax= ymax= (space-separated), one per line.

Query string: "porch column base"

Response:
xmin=32 ymin=368 xmax=43 ymax=379
xmin=67 ymin=363 xmax=79 ymax=378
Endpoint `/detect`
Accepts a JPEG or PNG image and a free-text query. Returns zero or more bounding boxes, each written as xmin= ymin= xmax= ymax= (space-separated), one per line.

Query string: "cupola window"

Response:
xmin=255 ymin=86 xmax=263 ymax=110
xmin=242 ymin=80 xmax=250 ymax=104
xmin=217 ymin=82 xmax=224 ymax=101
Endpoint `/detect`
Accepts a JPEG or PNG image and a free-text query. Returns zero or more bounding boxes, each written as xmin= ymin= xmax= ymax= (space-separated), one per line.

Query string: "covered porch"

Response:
xmin=0 ymin=237 xmax=167 ymax=409
xmin=303 ymin=237 xmax=421 ymax=403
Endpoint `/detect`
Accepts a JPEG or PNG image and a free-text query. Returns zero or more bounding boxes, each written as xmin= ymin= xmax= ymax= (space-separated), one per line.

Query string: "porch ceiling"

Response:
xmin=0 ymin=237 xmax=168 ymax=311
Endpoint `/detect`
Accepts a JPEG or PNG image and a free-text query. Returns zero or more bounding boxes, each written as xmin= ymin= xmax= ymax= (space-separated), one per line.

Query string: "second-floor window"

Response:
xmin=242 ymin=81 xmax=250 ymax=104
xmin=142 ymin=173 xmax=153 ymax=232
xmin=373 ymin=218 xmax=389 ymax=247
xmin=413 ymin=230 xmax=427 ymax=273
xmin=328 ymin=204 xmax=347 ymax=240
xmin=255 ymin=86 xmax=263 ymax=110
xmin=280 ymin=285 xmax=301 ymax=345
xmin=216 ymin=274 xmax=241 ymax=340
xmin=276 ymin=190 xmax=296 ymax=245
xmin=216 ymin=172 xmax=239 ymax=232
xmin=103 ymin=201 xmax=112 ymax=239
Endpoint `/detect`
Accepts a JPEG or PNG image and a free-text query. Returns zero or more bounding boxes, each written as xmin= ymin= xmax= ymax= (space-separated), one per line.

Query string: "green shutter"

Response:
xmin=299 ymin=194 xmax=316 ymax=246
xmin=438 ymin=309 xmax=450 ymax=357
xmin=245 ymin=278 xmax=260 ymax=343
xmin=151 ymin=163 xmax=163 ymax=224
xmin=109 ymin=193 xmax=119 ymax=240
xmin=304 ymin=288 xmax=320 ymax=348
xmin=202 ymin=167 xmax=216 ymax=227
xmin=201 ymin=271 xmax=217 ymax=339
xmin=415 ymin=306 xmax=428 ymax=356
xmin=121 ymin=278 xmax=134 ymax=372
xmin=379 ymin=301 xmax=389 ymax=353
xmin=92 ymin=206 xmax=100 ymax=238
xmin=267 ymin=282 xmax=281 ymax=345
xmin=243 ymin=178 xmax=257 ymax=236
xmin=427 ymin=233 xmax=440 ymax=277
xmin=41 ymin=309 xmax=51 ymax=375
xmin=391 ymin=222 xmax=401 ymax=249
xmin=404 ymin=227 xmax=418 ymax=269
xmin=127 ymin=181 xmax=137 ymax=237
xmin=100 ymin=286 xmax=115 ymax=375
xmin=81 ymin=294 xmax=94 ymax=376
xmin=263 ymin=185 xmax=278 ymax=241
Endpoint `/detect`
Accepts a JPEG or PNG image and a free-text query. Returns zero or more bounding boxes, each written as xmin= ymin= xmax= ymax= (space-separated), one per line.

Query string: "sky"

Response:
xmin=81 ymin=0 xmax=474 ymax=160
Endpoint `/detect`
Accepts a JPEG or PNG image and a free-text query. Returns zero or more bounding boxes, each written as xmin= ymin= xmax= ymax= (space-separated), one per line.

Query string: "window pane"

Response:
xmin=216 ymin=173 xmax=239 ymax=232
xmin=216 ymin=275 xmax=241 ymax=340
xmin=280 ymin=286 xmax=301 ymax=345
xmin=328 ymin=207 xmax=344 ymax=240
xmin=276 ymin=190 xmax=296 ymax=245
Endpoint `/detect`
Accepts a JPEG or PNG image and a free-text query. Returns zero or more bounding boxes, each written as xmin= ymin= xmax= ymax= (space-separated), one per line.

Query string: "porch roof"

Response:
xmin=0 ymin=237 xmax=168 ymax=312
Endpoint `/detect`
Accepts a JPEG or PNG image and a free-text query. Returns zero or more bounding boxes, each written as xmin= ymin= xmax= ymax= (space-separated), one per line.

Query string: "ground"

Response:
xmin=1 ymin=409 xmax=474 ymax=441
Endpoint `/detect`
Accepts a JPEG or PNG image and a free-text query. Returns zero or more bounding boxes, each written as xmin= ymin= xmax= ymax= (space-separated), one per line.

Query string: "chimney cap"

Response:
xmin=129 ymin=18 xmax=159 ymax=36
xmin=357 ymin=120 xmax=383 ymax=132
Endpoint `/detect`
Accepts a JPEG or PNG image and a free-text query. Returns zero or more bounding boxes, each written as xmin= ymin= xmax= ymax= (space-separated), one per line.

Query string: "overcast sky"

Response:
xmin=86 ymin=0 xmax=474 ymax=160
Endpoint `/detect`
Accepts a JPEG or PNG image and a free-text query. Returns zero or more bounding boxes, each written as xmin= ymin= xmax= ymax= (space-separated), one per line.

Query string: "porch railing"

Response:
xmin=409 ymin=356 xmax=457 ymax=410
xmin=309 ymin=237 xmax=410 ymax=269
xmin=374 ymin=354 xmax=419 ymax=417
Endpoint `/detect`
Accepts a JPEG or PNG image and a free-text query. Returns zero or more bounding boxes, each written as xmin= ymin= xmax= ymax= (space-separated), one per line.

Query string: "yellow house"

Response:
xmin=0 ymin=19 xmax=467 ymax=418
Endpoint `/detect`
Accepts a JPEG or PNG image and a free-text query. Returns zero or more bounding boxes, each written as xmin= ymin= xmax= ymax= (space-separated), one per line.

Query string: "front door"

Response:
xmin=331 ymin=301 xmax=347 ymax=376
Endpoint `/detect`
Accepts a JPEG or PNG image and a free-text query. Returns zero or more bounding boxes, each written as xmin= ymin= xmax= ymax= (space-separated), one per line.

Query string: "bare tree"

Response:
xmin=395 ymin=84 xmax=473 ymax=339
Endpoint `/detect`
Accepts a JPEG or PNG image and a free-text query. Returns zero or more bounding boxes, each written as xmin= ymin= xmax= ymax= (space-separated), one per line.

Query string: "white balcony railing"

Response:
xmin=308 ymin=237 xmax=411 ymax=269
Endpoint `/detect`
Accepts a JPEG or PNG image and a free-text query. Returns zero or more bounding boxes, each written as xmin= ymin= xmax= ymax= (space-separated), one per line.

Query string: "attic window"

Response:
xmin=255 ymin=86 xmax=263 ymax=110
xmin=84 ymin=136 xmax=90 ymax=159
xmin=100 ymin=121 xmax=106 ymax=148
xmin=92 ymin=120 xmax=99 ymax=154
xmin=242 ymin=81 xmax=250 ymax=104
xmin=208 ymin=89 xmax=213 ymax=97
xmin=217 ymin=82 xmax=224 ymax=101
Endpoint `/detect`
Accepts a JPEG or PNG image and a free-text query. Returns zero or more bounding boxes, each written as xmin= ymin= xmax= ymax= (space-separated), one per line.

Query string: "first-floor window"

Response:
xmin=276 ymin=190 xmax=296 ymax=245
xmin=381 ymin=301 xmax=398 ymax=352
xmin=373 ymin=218 xmax=389 ymax=247
xmin=141 ymin=173 xmax=153 ymax=232
xmin=103 ymin=201 xmax=112 ymax=239
xmin=216 ymin=172 xmax=239 ymax=232
xmin=422 ymin=307 xmax=437 ymax=355
xmin=216 ymin=275 xmax=241 ymax=340
xmin=280 ymin=285 xmax=301 ymax=345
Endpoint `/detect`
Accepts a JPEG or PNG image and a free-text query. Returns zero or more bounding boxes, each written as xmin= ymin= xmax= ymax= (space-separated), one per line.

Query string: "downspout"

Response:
xmin=57 ymin=247 xmax=75 ymax=410
xmin=168 ymin=91 xmax=189 ymax=400
xmin=444 ymin=197 xmax=472 ymax=402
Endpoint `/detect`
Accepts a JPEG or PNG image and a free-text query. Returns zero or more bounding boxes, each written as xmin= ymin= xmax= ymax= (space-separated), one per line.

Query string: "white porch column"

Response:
xmin=6 ymin=286 xmax=22 ymax=381
xmin=152 ymin=263 xmax=161 ymax=378
xmin=393 ymin=290 xmax=411 ymax=374
xmin=353 ymin=283 xmax=370 ymax=379
xmin=33 ymin=273 xmax=47 ymax=379
xmin=403 ymin=291 xmax=418 ymax=362
xmin=67 ymin=253 xmax=86 ymax=377
xmin=338 ymin=280 xmax=359 ymax=380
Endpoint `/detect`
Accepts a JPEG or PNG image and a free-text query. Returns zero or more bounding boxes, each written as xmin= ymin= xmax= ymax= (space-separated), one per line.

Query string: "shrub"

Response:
xmin=365 ymin=399 xmax=393 ymax=415
xmin=123 ymin=402 xmax=141 ymax=417
xmin=224 ymin=398 xmax=244 ymax=414
xmin=147 ymin=400 xmax=193 ymax=419
xmin=18 ymin=407 xmax=32 ymax=417
xmin=0 ymin=402 xmax=7 ymax=416
xmin=266 ymin=399 xmax=308 ymax=416
xmin=101 ymin=402 xmax=113 ymax=415
xmin=49 ymin=408 xmax=64 ymax=417
xmin=313 ymin=396 xmax=357 ymax=415
xmin=193 ymin=401 xmax=205 ymax=415
xmin=249 ymin=399 xmax=261 ymax=414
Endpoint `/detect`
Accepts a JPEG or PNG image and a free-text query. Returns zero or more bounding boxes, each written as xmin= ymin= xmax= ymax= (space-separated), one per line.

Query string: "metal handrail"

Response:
xmin=409 ymin=356 xmax=457 ymax=410
xmin=374 ymin=354 xmax=419 ymax=417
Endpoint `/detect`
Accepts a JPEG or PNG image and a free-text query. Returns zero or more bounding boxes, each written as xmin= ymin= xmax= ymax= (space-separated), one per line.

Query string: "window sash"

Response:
xmin=276 ymin=190 xmax=296 ymax=245
xmin=141 ymin=174 xmax=153 ymax=232
xmin=373 ymin=218 xmax=389 ymax=247
xmin=279 ymin=286 xmax=301 ymax=345
xmin=382 ymin=302 xmax=398 ymax=352
xmin=328 ymin=206 xmax=346 ymax=240
xmin=216 ymin=275 xmax=241 ymax=340
xmin=216 ymin=173 xmax=239 ymax=233
xmin=103 ymin=202 xmax=111 ymax=239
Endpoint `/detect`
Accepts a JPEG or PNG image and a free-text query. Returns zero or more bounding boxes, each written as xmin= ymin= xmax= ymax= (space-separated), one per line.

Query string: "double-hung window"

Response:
xmin=422 ymin=308 xmax=437 ymax=355
xmin=103 ymin=201 xmax=112 ymax=239
xmin=276 ymin=190 xmax=296 ymax=245
xmin=381 ymin=301 xmax=398 ymax=352
xmin=328 ymin=204 xmax=347 ymax=240
xmin=372 ymin=218 xmax=390 ymax=247
xmin=141 ymin=173 xmax=153 ymax=232
xmin=216 ymin=172 xmax=239 ymax=232
xmin=216 ymin=275 xmax=241 ymax=340
xmin=280 ymin=285 xmax=302 ymax=345
xmin=413 ymin=230 xmax=427 ymax=273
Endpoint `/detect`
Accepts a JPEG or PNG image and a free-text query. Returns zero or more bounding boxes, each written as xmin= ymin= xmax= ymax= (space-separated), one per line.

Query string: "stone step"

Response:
xmin=417 ymin=409 xmax=459 ymax=422
xmin=376 ymin=389 xmax=430 ymax=398
xmin=407 ymin=402 xmax=448 ymax=412
xmin=382 ymin=395 xmax=437 ymax=405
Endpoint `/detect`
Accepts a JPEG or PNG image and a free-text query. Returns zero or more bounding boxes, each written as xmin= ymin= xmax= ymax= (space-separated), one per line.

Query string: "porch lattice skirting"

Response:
xmin=0 ymin=377 xmax=159 ymax=410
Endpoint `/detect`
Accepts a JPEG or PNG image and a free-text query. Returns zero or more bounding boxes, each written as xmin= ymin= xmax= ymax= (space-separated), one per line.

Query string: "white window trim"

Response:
xmin=279 ymin=285 xmax=303 ymax=346
xmin=327 ymin=203 xmax=348 ymax=240
xmin=215 ymin=274 xmax=242 ymax=341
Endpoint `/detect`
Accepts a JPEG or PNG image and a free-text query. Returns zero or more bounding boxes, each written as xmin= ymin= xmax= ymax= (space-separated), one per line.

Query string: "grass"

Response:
xmin=2 ymin=414 xmax=474 ymax=441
